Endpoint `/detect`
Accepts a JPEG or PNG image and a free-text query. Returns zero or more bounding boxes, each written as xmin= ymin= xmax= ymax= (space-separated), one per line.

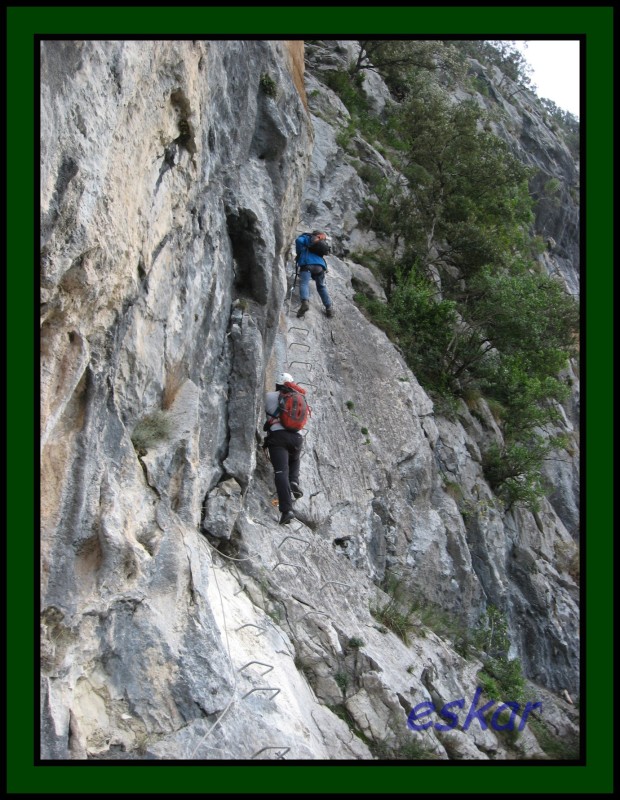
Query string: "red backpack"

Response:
xmin=274 ymin=382 xmax=311 ymax=431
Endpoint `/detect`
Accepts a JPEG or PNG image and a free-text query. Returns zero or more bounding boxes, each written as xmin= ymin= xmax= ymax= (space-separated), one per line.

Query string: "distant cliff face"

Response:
xmin=40 ymin=40 xmax=579 ymax=761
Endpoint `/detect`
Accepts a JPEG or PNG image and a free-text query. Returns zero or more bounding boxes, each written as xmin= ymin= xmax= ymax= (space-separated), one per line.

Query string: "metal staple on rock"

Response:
xmin=251 ymin=746 xmax=290 ymax=760
xmin=241 ymin=687 xmax=281 ymax=701
xmin=235 ymin=623 xmax=267 ymax=635
xmin=238 ymin=660 xmax=274 ymax=676
xmin=277 ymin=534 xmax=312 ymax=554
xmin=288 ymin=326 xmax=310 ymax=338
xmin=288 ymin=360 xmax=313 ymax=372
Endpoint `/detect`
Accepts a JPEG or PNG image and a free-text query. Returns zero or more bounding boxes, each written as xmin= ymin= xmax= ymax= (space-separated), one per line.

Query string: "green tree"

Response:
xmin=356 ymin=267 xmax=458 ymax=395
xmin=395 ymin=92 xmax=533 ymax=282
xmin=451 ymin=40 xmax=533 ymax=88
xmin=460 ymin=268 xmax=579 ymax=374
xmin=458 ymin=269 xmax=578 ymax=427
xmin=474 ymin=605 xmax=510 ymax=659
xmin=345 ymin=42 xmax=579 ymax=510
xmin=351 ymin=40 xmax=439 ymax=76
xmin=474 ymin=605 xmax=527 ymax=704
xmin=356 ymin=85 xmax=534 ymax=289
xmin=350 ymin=41 xmax=466 ymax=96
xmin=482 ymin=439 xmax=551 ymax=510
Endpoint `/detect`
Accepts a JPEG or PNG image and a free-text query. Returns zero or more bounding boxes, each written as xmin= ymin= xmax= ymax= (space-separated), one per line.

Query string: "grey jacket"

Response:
xmin=265 ymin=391 xmax=284 ymax=431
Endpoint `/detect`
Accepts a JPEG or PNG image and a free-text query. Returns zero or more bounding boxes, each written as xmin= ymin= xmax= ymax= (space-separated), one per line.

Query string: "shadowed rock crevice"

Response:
xmin=170 ymin=88 xmax=197 ymax=155
xmin=226 ymin=207 xmax=269 ymax=305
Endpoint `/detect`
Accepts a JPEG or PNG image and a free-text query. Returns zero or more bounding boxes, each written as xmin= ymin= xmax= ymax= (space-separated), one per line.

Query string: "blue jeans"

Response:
xmin=299 ymin=268 xmax=332 ymax=308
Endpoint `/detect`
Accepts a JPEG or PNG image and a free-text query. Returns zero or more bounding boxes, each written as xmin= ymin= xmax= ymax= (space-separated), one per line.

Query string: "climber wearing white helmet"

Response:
xmin=263 ymin=371 xmax=308 ymax=524
xmin=277 ymin=371 xmax=293 ymax=386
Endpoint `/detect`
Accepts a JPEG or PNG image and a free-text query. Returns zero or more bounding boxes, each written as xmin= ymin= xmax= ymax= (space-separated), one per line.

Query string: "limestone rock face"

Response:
xmin=40 ymin=40 xmax=579 ymax=761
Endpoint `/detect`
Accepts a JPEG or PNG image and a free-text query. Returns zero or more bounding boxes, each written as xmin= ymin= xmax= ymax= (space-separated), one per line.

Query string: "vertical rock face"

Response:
xmin=40 ymin=39 xmax=315 ymax=760
xmin=40 ymin=40 xmax=579 ymax=761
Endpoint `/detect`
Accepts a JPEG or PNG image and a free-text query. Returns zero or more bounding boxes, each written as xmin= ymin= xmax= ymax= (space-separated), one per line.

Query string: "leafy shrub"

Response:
xmin=370 ymin=735 xmax=437 ymax=760
xmin=357 ymin=163 xmax=384 ymax=189
xmin=485 ymin=398 xmax=506 ymax=424
xmin=259 ymin=73 xmax=277 ymax=98
xmin=487 ymin=656 xmax=527 ymax=705
xmin=481 ymin=438 xmax=565 ymax=511
xmin=473 ymin=605 xmax=510 ymax=658
xmin=334 ymin=671 xmax=349 ymax=696
xmin=323 ymin=68 xmax=367 ymax=111
xmin=544 ymin=177 xmax=561 ymax=195
xmin=444 ymin=481 xmax=464 ymax=503
xmin=336 ymin=123 xmax=355 ymax=151
xmin=474 ymin=606 xmax=527 ymax=705
xmin=370 ymin=598 xmax=416 ymax=645
xmin=477 ymin=670 xmax=502 ymax=700
xmin=355 ymin=268 xmax=458 ymax=398
xmin=131 ymin=410 xmax=171 ymax=452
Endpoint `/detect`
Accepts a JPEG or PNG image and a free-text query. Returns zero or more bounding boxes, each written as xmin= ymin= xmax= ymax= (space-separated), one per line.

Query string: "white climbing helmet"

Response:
xmin=276 ymin=371 xmax=293 ymax=386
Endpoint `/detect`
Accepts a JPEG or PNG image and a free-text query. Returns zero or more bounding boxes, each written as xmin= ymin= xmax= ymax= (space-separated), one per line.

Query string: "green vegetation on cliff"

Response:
xmin=321 ymin=40 xmax=579 ymax=510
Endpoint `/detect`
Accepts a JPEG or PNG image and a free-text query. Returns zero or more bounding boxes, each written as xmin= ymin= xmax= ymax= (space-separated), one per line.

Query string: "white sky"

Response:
xmin=513 ymin=40 xmax=580 ymax=118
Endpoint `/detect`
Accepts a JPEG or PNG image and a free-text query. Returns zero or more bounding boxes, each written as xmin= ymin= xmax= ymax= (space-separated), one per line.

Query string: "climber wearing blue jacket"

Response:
xmin=295 ymin=231 xmax=334 ymax=318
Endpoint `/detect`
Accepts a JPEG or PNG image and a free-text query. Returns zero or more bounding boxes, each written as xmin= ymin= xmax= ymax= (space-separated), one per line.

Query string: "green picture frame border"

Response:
xmin=6 ymin=3 xmax=613 ymax=795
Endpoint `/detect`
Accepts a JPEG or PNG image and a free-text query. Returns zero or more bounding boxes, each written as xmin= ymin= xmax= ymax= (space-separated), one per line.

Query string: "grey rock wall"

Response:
xmin=40 ymin=39 xmax=579 ymax=761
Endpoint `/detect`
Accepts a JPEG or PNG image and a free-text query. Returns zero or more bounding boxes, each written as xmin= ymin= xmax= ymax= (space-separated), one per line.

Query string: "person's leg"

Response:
xmin=314 ymin=271 xmax=332 ymax=309
xmin=299 ymin=269 xmax=311 ymax=302
xmin=297 ymin=270 xmax=311 ymax=317
xmin=267 ymin=437 xmax=293 ymax=514
xmin=287 ymin=433 xmax=303 ymax=495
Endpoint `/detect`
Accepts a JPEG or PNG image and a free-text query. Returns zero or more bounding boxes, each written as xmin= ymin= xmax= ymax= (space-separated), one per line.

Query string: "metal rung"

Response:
xmin=288 ymin=361 xmax=313 ymax=371
xmin=238 ymin=661 xmax=274 ymax=676
xmin=288 ymin=326 xmax=309 ymax=337
xmin=277 ymin=535 xmax=311 ymax=554
xmin=242 ymin=687 xmax=281 ymax=701
xmin=235 ymin=623 xmax=267 ymax=635
xmin=289 ymin=521 xmax=305 ymax=532
xmin=288 ymin=342 xmax=310 ymax=351
xmin=232 ymin=565 xmax=246 ymax=595
xmin=297 ymin=382 xmax=317 ymax=392
xmin=251 ymin=746 xmax=291 ymax=760
xmin=274 ymin=558 xmax=318 ymax=581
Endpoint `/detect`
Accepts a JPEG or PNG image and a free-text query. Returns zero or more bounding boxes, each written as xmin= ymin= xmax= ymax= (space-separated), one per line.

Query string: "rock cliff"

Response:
xmin=40 ymin=39 xmax=580 ymax=760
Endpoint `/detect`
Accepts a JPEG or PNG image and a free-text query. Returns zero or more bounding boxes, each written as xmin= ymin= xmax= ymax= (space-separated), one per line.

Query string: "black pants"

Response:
xmin=266 ymin=429 xmax=303 ymax=514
